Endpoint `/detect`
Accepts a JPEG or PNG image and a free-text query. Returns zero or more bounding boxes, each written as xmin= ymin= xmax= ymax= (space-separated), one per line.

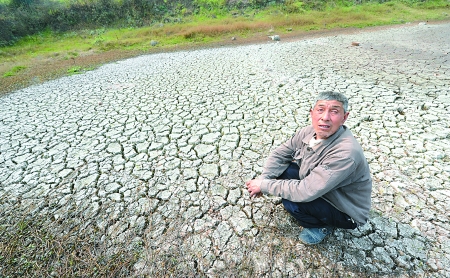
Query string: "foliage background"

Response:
xmin=1 ymin=0 xmax=444 ymax=46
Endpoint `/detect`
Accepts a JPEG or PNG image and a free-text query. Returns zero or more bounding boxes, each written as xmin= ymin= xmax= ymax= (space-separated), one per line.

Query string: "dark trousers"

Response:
xmin=278 ymin=163 xmax=357 ymax=229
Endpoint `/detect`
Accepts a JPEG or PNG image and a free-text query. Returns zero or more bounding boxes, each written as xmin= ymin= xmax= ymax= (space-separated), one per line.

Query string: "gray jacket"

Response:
xmin=259 ymin=125 xmax=372 ymax=225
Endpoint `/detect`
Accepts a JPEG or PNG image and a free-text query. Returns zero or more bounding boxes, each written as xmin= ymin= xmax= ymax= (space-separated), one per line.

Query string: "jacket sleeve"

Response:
xmin=260 ymin=154 xmax=357 ymax=202
xmin=259 ymin=143 xmax=293 ymax=179
xmin=258 ymin=130 xmax=304 ymax=179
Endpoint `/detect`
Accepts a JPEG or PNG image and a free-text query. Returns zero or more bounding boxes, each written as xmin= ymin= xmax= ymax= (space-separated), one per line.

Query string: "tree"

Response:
xmin=10 ymin=0 xmax=35 ymax=8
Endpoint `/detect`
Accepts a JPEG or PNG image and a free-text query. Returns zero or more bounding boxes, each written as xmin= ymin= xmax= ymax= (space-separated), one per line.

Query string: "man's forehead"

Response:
xmin=315 ymin=100 xmax=344 ymax=108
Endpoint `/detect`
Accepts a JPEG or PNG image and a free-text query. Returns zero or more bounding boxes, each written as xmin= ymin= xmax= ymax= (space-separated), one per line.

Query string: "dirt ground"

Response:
xmin=1 ymin=20 xmax=447 ymax=97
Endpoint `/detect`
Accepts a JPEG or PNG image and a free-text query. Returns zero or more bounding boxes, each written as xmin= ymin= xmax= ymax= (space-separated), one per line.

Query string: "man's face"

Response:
xmin=310 ymin=100 xmax=349 ymax=139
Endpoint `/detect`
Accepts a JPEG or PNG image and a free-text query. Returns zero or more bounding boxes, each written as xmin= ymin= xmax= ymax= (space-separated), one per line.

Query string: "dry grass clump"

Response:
xmin=0 ymin=212 xmax=139 ymax=277
xmin=179 ymin=16 xmax=320 ymax=39
xmin=180 ymin=21 xmax=271 ymax=39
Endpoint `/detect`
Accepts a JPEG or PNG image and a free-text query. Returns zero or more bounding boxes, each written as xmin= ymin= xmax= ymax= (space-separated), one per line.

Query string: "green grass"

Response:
xmin=67 ymin=65 xmax=95 ymax=74
xmin=3 ymin=65 xmax=26 ymax=77
xmin=67 ymin=66 xmax=82 ymax=74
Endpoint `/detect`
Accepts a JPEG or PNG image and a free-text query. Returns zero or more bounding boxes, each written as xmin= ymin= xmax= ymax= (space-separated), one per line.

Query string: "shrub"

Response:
xmin=0 ymin=18 xmax=16 ymax=46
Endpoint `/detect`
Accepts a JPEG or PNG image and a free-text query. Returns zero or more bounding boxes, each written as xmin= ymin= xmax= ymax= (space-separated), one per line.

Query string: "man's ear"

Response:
xmin=342 ymin=112 xmax=349 ymax=123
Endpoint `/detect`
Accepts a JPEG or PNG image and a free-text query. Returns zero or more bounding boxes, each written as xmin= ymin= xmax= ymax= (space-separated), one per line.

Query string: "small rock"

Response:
xmin=150 ymin=40 xmax=158 ymax=46
xmin=231 ymin=36 xmax=236 ymax=41
xmin=269 ymin=35 xmax=280 ymax=41
xmin=420 ymin=103 xmax=430 ymax=110
xmin=363 ymin=115 xmax=373 ymax=121
xmin=351 ymin=42 xmax=360 ymax=46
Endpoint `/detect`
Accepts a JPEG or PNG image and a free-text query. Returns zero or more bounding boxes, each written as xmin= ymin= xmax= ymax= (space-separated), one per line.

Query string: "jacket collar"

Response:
xmin=303 ymin=125 xmax=347 ymax=152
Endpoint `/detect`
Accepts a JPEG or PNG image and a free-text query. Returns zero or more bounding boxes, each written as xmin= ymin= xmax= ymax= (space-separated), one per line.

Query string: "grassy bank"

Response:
xmin=0 ymin=1 xmax=449 ymax=95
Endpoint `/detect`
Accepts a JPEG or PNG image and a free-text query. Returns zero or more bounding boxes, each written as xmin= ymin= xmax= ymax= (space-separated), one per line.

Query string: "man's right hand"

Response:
xmin=245 ymin=179 xmax=263 ymax=198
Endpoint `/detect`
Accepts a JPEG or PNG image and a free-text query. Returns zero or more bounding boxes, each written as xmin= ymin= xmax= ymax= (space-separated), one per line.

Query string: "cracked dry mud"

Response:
xmin=1 ymin=22 xmax=449 ymax=276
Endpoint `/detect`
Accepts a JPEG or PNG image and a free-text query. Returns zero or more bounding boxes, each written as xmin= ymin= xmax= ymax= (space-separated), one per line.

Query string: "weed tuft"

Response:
xmin=3 ymin=65 xmax=26 ymax=77
xmin=67 ymin=66 xmax=95 ymax=75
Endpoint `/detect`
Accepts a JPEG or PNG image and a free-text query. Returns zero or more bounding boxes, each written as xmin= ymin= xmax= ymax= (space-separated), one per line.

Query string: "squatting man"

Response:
xmin=246 ymin=91 xmax=372 ymax=244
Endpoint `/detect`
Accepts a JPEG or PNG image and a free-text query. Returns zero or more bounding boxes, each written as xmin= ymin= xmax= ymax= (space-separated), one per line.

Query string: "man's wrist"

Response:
xmin=259 ymin=179 xmax=269 ymax=194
